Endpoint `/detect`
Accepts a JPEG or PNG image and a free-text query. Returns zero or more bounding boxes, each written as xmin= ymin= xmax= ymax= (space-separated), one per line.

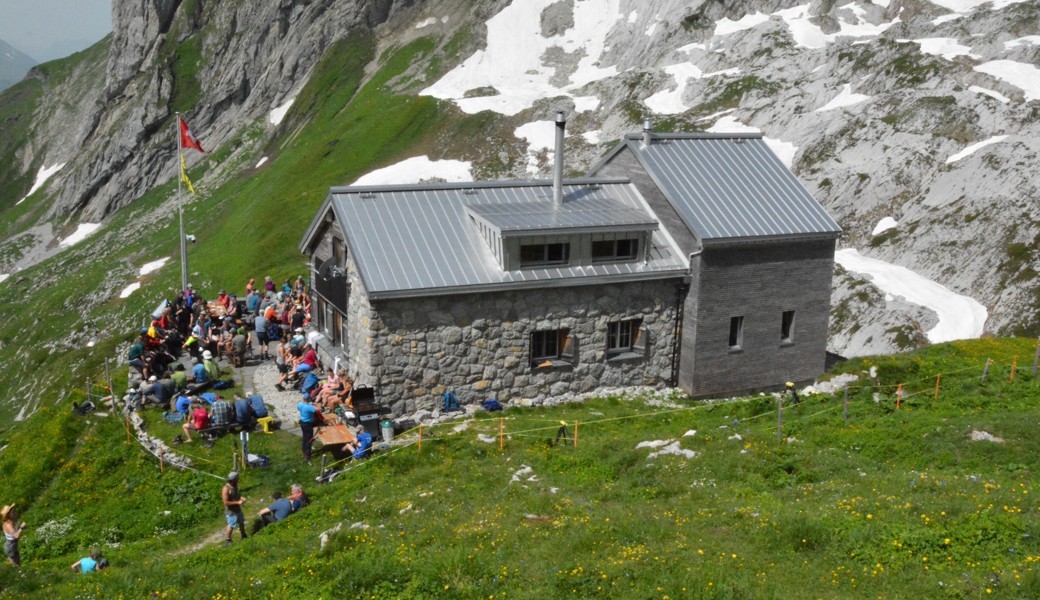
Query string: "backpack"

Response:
xmin=482 ymin=399 xmax=503 ymax=412
xmin=212 ymin=378 xmax=234 ymax=390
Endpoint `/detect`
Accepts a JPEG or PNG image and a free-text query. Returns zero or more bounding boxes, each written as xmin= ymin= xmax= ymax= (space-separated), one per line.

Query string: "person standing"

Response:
xmin=298 ymin=397 xmax=318 ymax=461
xmin=222 ymin=472 xmax=248 ymax=545
xmin=2 ymin=505 xmax=26 ymax=567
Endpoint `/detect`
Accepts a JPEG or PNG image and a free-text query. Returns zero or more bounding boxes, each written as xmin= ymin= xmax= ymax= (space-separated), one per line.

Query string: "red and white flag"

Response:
xmin=179 ymin=117 xmax=205 ymax=152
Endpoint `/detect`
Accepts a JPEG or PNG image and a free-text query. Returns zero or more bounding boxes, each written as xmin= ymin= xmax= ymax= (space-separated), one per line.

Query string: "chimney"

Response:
xmin=642 ymin=119 xmax=653 ymax=147
xmin=553 ymin=111 xmax=566 ymax=204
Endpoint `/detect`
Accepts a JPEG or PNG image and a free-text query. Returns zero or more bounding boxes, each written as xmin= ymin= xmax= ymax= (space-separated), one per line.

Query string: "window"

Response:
xmin=332 ymin=237 xmax=346 ymax=269
xmin=781 ymin=310 xmax=795 ymax=344
xmin=592 ymin=238 xmax=639 ymax=262
xmin=607 ymin=318 xmax=646 ymax=353
xmin=520 ymin=242 xmax=570 ymax=267
xmin=729 ymin=316 xmax=744 ymax=351
xmin=530 ymin=329 xmax=575 ymax=367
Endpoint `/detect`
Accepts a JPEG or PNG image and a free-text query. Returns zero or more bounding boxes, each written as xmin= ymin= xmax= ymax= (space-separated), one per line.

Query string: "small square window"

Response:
xmin=531 ymin=329 xmax=575 ymax=367
xmin=607 ymin=319 xmax=643 ymax=354
xmin=729 ymin=316 xmax=744 ymax=350
xmin=781 ymin=310 xmax=795 ymax=344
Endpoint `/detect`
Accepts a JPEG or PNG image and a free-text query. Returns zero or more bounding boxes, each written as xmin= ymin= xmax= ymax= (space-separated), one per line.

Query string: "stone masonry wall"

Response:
xmin=361 ymin=278 xmax=682 ymax=416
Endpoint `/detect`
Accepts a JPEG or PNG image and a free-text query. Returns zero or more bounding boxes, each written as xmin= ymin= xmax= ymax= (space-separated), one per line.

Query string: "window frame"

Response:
xmin=606 ymin=318 xmax=645 ymax=358
xmin=780 ymin=310 xmax=795 ymax=345
xmin=519 ymin=242 xmax=570 ymax=267
xmin=530 ymin=328 xmax=575 ymax=368
xmin=728 ymin=316 xmax=744 ymax=352
xmin=591 ymin=238 xmax=640 ymax=263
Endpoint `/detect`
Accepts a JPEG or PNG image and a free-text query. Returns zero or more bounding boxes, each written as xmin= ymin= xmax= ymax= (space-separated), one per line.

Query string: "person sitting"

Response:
xmin=230 ymin=328 xmax=249 ymax=367
xmin=182 ymin=403 xmax=210 ymax=442
xmin=247 ymin=289 xmax=261 ymax=315
xmin=289 ymin=483 xmax=310 ymax=511
xmin=245 ymin=278 xmax=256 ymax=296
xmin=345 ymin=426 xmax=372 ymax=460
xmin=211 ymin=396 xmax=232 ymax=428
xmin=189 ymin=356 xmax=208 ymax=384
xmin=128 ymin=335 xmax=149 ymax=379
xmin=247 ymin=392 xmax=269 ymax=419
xmin=174 ymin=394 xmax=192 ymax=416
xmin=202 ymin=350 xmax=221 ymax=382
xmin=170 ymin=363 xmax=188 ymax=392
xmin=216 ymin=290 xmax=232 ymax=311
xmin=256 ymin=491 xmax=293 ymax=529
xmin=72 ymin=548 xmax=106 ymax=574
xmin=141 ymin=376 xmax=176 ymax=408
xmin=275 ymin=342 xmax=315 ymax=390
xmin=232 ymin=394 xmax=252 ymax=427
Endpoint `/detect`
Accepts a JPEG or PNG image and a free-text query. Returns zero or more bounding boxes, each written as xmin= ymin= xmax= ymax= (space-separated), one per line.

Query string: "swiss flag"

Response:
xmin=179 ymin=117 xmax=205 ymax=152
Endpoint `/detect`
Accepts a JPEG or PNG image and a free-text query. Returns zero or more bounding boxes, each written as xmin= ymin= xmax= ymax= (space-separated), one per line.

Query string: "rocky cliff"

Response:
xmin=3 ymin=0 xmax=1039 ymax=358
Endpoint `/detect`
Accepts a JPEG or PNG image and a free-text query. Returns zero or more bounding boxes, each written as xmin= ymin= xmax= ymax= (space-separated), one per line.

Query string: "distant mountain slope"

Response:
xmin=0 ymin=38 xmax=36 ymax=91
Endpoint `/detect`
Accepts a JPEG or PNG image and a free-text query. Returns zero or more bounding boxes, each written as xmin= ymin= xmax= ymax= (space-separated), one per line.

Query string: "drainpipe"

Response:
xmin=670 ymin=249 xmax=702 ymax=388
xmin=553 ymin=111 xmax=566 ymax=204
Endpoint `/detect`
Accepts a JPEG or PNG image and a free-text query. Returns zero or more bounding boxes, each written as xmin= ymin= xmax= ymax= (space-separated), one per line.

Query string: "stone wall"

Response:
xmin=360 ymin=278 xmax=682 ymax=416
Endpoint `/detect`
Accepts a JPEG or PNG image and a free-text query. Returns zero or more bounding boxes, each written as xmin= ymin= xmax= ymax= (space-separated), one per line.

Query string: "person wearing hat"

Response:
xmin=203 ymin=350 xmax=221 ymax=382
xmin=221 ymin=472 xmax=248 ymax=545
xmin=216 ymin=290 xmax=231 ymax=311
xmin=785 ymin=381 xmax=801 ymax=405
xmin=231 ymin=327 xmax=249 ymax=367
xmin=189 ymin=356 xmax=208 ymax=384
xmin=297 ymin=396 xmax=318 ymax=461
xmin=2 ymin=504 xmax=26 ymax=566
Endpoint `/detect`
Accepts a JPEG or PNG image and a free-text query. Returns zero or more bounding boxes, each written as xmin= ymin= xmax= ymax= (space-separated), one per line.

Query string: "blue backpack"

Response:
xmin=443 ymin=391 xmax=460 ymax=412
xmin=482 ymin=399 xmax=503 ymax=412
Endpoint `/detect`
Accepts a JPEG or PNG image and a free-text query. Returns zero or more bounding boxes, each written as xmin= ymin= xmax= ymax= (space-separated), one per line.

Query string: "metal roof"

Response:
xmin=465 ymin=195 xmax=658 ymax=236
xmin=596 ymin=133 xmax=841 ymax=243
xmin=314 ymin=179 xmax=687 ymax=299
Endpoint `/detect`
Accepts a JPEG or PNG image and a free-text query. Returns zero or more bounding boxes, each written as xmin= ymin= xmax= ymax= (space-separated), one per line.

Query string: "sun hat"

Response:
xmin=227 ymin=471 xmax=239 ymax=482
xmin=203 ymin=350 xmax=213 ymax=360
xmin=1 ymin=505 xmax=14 ymax=520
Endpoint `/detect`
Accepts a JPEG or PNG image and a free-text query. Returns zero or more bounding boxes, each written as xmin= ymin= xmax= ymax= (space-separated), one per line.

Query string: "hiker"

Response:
xmin=222 ymin=472 xmax=248 ymax=545
xmin=256 ymin=491 xmax=293 ymax=528
xmin=232 ymin=393 xmax=252 ymax=427
xmin=202 ymin=350 xmax=221 ymax=381
xmin=298 ymin=396 xmax=318 ymax=461
xmin=170 ymin=362 xmax=188 ymax=392
xmin=72 ymin=548 xmax=106 ymax=573
xmin=345 ymin=425 xmax=372 ymax=460
xmin=247 ymin=392 xmax=269 ymax=419
xmin=190 ymin=356 xmax=208 ymax=384
xmin=289 ymin=483 xmax=310 ymax=511
xmin=230 ymin=327 xmax=249 ymax=367
xmin=210 ymin=395 xmax=233 ymax=427
xmin=182 ymin=402 xmax=210 ymax=443
xmin=128 ymin=335 xmax=150 ymax=380
xmin=254 ymin=311 xmax=270 ymax=359
xmin=2 ymin=505 xmax=26 ymax=567
xmin=174 ymin=394 xmax=192 ymax=416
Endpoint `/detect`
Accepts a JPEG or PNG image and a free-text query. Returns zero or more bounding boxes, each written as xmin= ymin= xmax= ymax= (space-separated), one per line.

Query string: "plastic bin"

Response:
xmin=381 ymin=419 xmax=395 ymax=443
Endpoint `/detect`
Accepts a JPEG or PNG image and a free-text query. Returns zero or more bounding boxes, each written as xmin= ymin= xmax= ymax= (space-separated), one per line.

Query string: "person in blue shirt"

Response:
xmin=248 ymin=393 xmax=268 ymax=419
xmin=72 ymin=548 xmax=104 ymax=573
xmin=297 ymin=397 xmax=318 ymax=461
xmin=174 ymin=394 xmax=192 ymax=415
xmin=353 ymin=430 xmax=372 ymax=460
xmin=232 ymin=394 xmax=251 ymax=426
xmin=257 ymin=491 xmax=293 ymax=528
xmin=190 ymin=357 xmax=208 ymax=384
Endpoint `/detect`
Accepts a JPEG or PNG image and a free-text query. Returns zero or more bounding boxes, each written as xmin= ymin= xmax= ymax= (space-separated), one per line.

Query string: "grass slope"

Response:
xmin=0 ymin=339 xmax=1037 ymax=598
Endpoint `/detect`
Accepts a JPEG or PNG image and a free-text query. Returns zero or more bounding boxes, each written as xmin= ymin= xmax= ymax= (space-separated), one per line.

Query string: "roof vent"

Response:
xmin=360 ymin=192 xmax=376 ymax=199
xmin=642 ymin=119 xmax=653 ymax=147
xmin=553 ymin=111 xmax=566 ymax=205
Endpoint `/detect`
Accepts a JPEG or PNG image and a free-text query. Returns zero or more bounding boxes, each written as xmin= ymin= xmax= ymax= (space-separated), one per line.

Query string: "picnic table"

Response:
xmin=314 ymin=413 xmax=356 ymax=450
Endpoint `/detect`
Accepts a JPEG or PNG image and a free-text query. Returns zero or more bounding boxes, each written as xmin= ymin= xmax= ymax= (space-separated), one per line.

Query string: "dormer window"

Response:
xmin=520 ymin=242 xmax=570 ymax=267
xmin=592 ymin=238 xmax=639 ymax=262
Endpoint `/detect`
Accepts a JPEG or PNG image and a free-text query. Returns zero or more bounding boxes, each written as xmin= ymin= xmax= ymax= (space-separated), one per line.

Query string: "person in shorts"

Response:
xmin=222 ymin=472 xmax=247 ymax=545
xmin=2 ymin=505 xmax=26 ymax=567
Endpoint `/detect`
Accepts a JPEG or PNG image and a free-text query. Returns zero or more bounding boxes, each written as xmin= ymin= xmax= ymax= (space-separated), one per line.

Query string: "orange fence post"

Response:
xmin=159 ymin=447 xmax=164 ymax=473
xmin=418 ymin=424 xmax=423 ymax=452
xmin=895 ymin=384 xmax=903 ymax=410
xmin=499 ymin=417 xmax=504 ymax=452
xmin=573 ymin=421 xmax=579 ymax=449
xmin=125 ymin=415 xmax=132 ymax=444
xmin=1010 ymin=356 xmax=1017 ymax=383
xmin=934 ymin=373 xmax=941 ymax=402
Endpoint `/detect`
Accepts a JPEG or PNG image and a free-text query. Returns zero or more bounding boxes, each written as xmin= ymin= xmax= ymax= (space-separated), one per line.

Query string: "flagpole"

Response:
xmin=176 ymin=112 xmax=188 ymax=291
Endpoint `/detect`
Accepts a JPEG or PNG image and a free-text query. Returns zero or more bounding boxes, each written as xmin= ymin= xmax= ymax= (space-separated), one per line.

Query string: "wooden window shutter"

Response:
xmin=633 ymin=324 xmax=648 ymax=355
xmin=560 ymin=330 xmax=576 ymax=361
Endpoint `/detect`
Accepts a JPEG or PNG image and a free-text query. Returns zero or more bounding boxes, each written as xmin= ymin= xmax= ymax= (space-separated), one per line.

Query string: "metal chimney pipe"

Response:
xmin=642 ymin=119 xmax=653 ymax=147
xmin=553 ymin=111 xmax=566 ymax=204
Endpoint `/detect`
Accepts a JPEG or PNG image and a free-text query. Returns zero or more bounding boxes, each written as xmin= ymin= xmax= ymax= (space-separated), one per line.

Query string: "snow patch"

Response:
xmin=945 ymin=135 xmax=1009 ymax=164
xmin=415 ymin=17 xmax=439 ymax=29
xmin=871 ymin=217 xmax=898 ymax=236
xmin=902 ymin=37 xmax=978 ymax=60
xmin=1005 ymin=36 xmax=1040 ymax=49
xmin=59 ymin=223 xmax=101 ymax=248
xmin=421 ymin=0 xmax=621 ymax=115
xmin=647 ymin=442 xmax=698 ymax=460
xmin=516 ymin=120 xmax=561 ymax=175
xmin=815 ymin=83 xmax=871 ymax=111
xmin=581 ymin=130 xmax=602 ymax=144
xmin=969 ymin=430 xmax=1004 ymax=443
xmin=255 ymin=157 xmax=269 ymax=168
xmin=969 ymin=86 xmax=1010 ymax=103
xmin=773 ymin=4 xmax=897 ymax=49
xmin=714 ymin=12 xmax=770 ymax=36
xmin=477 ymin=433 xmax=496 ymax=444
xmin=636 ymin=439 xmax=673 ymax=449
xmin=644 ymin=63 xmax=740 ymax=115
xmin=835 ymin=248 xmax=987 ymax=343
xmin=17 ymin=162 xmax=67 ymax=205
xmin=931 ymin=14 xmax=963 ymax=25
xmin=139 ymin=257 xmax=171 ymax=276
xmin=352 ymin=156 xmax=473 ymax=186
xmin=927 ymin=0 xmax=1029 ymax=12
xmin=119 ymin=282 xmax=142 ymax=299
xmin=269 ymin=97 xmax=295 ymax=126
xmin=706 ymin=116 xmax=758 ymax=133
xmin=974 ymin=60 xmax=1040 ymax=101
xmin=0 ymin=274 xmax=8 ymax=284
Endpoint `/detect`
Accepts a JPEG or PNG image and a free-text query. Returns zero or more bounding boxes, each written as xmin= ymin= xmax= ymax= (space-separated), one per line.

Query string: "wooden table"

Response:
xmin=314 ymin=414 xmax=356 ymax=447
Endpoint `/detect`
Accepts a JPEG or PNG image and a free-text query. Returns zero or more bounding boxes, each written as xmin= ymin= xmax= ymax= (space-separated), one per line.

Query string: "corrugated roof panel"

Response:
xmin=633 ymin=136 xmax=841 ymax=241
xmin=330 ymin=181 xmax=686 ymax=297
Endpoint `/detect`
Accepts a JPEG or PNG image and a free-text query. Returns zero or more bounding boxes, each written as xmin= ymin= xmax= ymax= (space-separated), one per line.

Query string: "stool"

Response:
xmin=257 ymin=416 xmax=275 ymax=434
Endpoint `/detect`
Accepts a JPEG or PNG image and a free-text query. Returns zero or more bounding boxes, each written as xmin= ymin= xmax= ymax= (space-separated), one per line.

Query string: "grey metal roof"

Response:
xmin=598 ymin=133 xmax=841 ymax=243
xmin=465 ymin=195 xmax=658 ymax=236
xmin=317 ymin=179 xmax=687 ymax=299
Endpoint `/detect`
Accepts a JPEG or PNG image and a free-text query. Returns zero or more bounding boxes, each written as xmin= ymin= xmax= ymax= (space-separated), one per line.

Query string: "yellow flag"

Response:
xmin=180 ymin=154 xmax=196 ymax=195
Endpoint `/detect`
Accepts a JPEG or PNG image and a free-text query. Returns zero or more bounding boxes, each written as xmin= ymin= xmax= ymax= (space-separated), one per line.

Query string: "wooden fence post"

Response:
xmin=895 ymin=384 xmax=903 ymax=410
xmin=843 ymin=387 xmax=849 ymax=421
xmin=1032 ymin=340 xmax=1040 ymax=377
xmin=418 ymin=424 xmax=423 ymax=452
xmin=573 ymin=421 xmax=579 ymax=449
xmin=981 ymin=358 xmax=991 ymax=383
xmin=1010 ymin=356 xmax=1017 ymax=383
xmin=934 ymin=374 xmax=941 ymax=402
xmin=159 ymin=447 xmax=164 ymax=473
xmin=125 ymin=415 xmax=132 ymax=444
xmin=776 ymin=396 xmax=783 ymax=442
xmin=499 ymin=417 xmax=504 ymax=452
